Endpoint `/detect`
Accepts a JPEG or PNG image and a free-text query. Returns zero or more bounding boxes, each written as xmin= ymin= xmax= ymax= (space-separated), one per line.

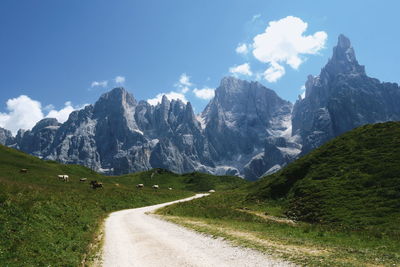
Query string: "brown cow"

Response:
xmin=90 ymin=180 xmax=103 ymax=189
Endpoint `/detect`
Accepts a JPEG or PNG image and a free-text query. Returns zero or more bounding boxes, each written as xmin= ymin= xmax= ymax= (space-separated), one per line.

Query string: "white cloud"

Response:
xmin=235 ymin=43 xmax=249 ymax=55
xmin=179 ymin=73 xmax=192 ymax=87
xmin=299 ymin=85 xmax=306 ymax=99
xmin=263 ymin=61 xmax=285 ymax=82
xmin=193 ymin=87 xmax=215 ymax=100
xmin=147 ymin=91 xmax=188 ymax=106
xmin=45 ymin=101 xmax=75 ymax=123
xmin=115 ymin=76 xmax=125 ymax=85
xmin=181 ymin=86 xmax=189 ymax=93
xmin=0 ymin=95 xmax=83 ymax=135
xmin=91 ymin=80 xmax=108 ymax=88
xmin=175 ymin=73 xmax=193 ymax=93
xmin=252 ymin=16 xmax=327 ymax=82
xmin=0 ymin=95 xmax=44 ymax=135
xmin=229 ymin=63 xmax=253 ymax=76
xmin=43 ymin=104 xmax=55 ymax=111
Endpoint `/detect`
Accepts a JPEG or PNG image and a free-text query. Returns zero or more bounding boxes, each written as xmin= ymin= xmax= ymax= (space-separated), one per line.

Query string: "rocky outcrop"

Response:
xmin=292 ymin=34 xmax=400 ymax=154
xmin=200 ymin=77 xmax=297 ymax=178
xmin=0 ymin=127 xmax=14 ymax=146
xmin=15 ymin=118 xmax=60 ymax=157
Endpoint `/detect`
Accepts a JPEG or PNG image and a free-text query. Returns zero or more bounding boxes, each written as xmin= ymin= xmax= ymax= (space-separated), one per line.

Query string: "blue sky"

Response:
xmin=0 ymin=0 xmax=399 ymax=133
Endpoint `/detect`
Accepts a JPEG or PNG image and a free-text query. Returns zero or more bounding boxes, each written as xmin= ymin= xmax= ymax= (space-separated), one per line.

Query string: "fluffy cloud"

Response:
xmin=0 ymin=95 xmax=81 ymax=135
xmin=147 ymin=73 xmax=195 ymax=106
xmin=193 ymin=87 xmax=215 ymax=100
xmin=252 ymin=16 xmax=327 ymax=82
xmin=175 ymin=73 xmax=192 ymax=93
xmin=235 ymin=43 xmax=249 ymax=55
xmin=91 ymin=80 xmax=108 ymax=88
xmin=45 ymin=101 xmax=76 ymax=123
xmin=147 ymin=91 xmax=188 ymax=106
xmin=0 ymin=95 xmax=44 ymax=135
xmin=115 ymin=76 xmax=125 ymax=85
xmin=263 ymin=61 xmax=285 ymax=82
xmin=179 ymin=73 xmax=192 ymax=87
xmin=229 ymin=63 xmax=253 ymax=76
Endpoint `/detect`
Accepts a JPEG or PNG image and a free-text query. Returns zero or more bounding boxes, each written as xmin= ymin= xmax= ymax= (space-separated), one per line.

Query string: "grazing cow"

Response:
xmin=90 ymin=180 xmax=103 ymax=189
xmin=20 ymin=169 xmax=28 ymax=173
xmin=168 ymin=187 xmax=172 ymax=190
xmin=58 ymin=175 xmax=69 ymax=182
xmin=80 ymin=178 xmax=87 ymax=182
xmin=152 ymin=184 xmax=159 ymax=190
xmin=136 ymin=184 xmax=144 ymax=189
xmin=208 ymin=189 xmax=215 ymax=193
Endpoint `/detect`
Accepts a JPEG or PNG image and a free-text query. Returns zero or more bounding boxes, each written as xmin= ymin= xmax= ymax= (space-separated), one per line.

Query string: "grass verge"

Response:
xmin=156 ymin=191 xmax=400 ymax=267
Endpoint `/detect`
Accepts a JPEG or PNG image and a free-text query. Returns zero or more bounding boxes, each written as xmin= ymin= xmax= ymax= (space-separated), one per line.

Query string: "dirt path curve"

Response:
xmin=102 ymin=193 xmax=294 ymax=267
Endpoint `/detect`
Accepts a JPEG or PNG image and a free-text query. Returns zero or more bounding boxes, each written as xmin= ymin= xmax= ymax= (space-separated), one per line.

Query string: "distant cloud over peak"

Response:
xmin=147 ymin=91 xmax=188 ymax=106
xmin=193 ymin=87 xmax=215 ymax=100
xmin=175 ymin=73 xmax=192 ymax=93
xmin=115 ymin=76 xmax=125 ymax=85
xmin=0 ymin=95 xmax=84 ymax=135
xmin=235 ymin=43 xmax=249 ymax=55
xmin=229 ymin=63 xmax=253 ymax=76
xmin=91 ymin=80 xmax=108 ymax=88
xmin=252 ymin=16 xmax=327 ymax=82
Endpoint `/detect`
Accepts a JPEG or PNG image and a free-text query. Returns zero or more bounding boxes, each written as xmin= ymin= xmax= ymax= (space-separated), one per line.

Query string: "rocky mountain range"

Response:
xmin=1 ymin=34 xmax=399 ymax=180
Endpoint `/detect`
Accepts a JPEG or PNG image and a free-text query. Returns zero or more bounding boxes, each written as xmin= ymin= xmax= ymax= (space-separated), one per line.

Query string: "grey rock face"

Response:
xmin=16 ymin=118 xmax=61 ymax=157
xmin=11 ymin=87 xmax=218 ymax=175
xmin=243 ymin=136 xmax=301 ymax=181
xmin=292 ymin=34 xmax=400 ymax=154
xmin=201 ymin=77 xmax=298 ymax=179
xmin=9 ymin=80 xmax=296 ymax=179
xmin=0 ymin=127 xmax=14 ymax=146
xmin=202 ymin=77 xmax=293 ymax=158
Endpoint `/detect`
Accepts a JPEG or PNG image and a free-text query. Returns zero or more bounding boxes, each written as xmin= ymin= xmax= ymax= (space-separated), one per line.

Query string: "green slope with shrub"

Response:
xmin=157 ymin=122 xmax=400 ymax=266
xmin=0 ymin=145 xmax=245 ymax=266
xmin=249 ymin=121 xmax=400 ymax=234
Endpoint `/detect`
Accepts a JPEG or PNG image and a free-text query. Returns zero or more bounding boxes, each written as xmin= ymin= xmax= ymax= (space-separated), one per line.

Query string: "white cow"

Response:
xmin=58 ymin=175 xmax=69 ymax=182
xmin=152 ymin=184 xmax=159 ymax=190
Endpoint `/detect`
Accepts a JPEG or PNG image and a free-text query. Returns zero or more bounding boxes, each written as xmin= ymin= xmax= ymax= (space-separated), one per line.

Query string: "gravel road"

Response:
xmin=102 ymin=193 xmax=294 ymax=267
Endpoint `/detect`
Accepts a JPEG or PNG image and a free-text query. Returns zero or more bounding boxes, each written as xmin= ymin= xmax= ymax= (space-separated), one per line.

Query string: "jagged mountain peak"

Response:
xmin=93 ymin=87 xmax=137 ymax=118
xmin=218 ymin=76 xmax=265 ymax=94
xmin=292 ymin=34 xmax=400 ymax=155
xmin=337 ymin=34 xmax=351 ymax=49
xmin=161 ymin=95 xmax=170 ymax=106
xmin=31 ymin=118 xmax=61 ymax=132
xmin=324 ymin=34 xmax=365 ymax=77
xmin=96 ymin=87 xmax=137 ymax=108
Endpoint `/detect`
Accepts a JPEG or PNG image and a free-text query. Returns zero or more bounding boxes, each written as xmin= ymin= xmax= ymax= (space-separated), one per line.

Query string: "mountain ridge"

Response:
xmin=1 ymin=34 xmax=399 ymax=179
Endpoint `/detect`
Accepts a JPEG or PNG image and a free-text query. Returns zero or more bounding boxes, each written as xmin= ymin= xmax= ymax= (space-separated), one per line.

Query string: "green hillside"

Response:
xmin=157 ymin=122 xmax=400 ymax=266
xmin=249 ymin=121 xmax=400 ymax=233
xmin=0 ymin=145 xmax=245 ymax=266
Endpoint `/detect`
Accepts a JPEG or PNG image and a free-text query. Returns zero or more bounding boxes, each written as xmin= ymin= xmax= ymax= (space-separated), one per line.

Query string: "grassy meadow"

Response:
xmin=0 ymin=144 xmax=245 ymax=266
